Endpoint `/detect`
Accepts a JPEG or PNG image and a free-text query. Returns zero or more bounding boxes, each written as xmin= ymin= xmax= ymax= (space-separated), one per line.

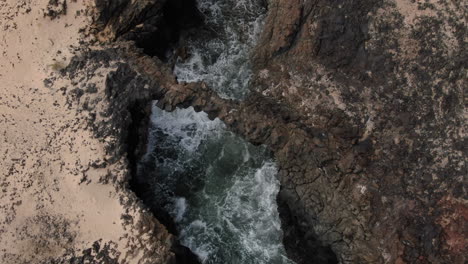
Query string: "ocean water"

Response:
xmin=145 ymin=106 xmax=293 ymax=263
xmin=173 ymin=0 xmax=266 ymax=99
xmin=144 ymin=0 xmax=295 ymax=263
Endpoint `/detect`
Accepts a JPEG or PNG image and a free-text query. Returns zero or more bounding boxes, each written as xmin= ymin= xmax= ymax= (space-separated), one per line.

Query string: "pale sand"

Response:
xmin=394 ymin=0 xmax=436 ymax=25
xmin=0 ymin=1 xmax=172 ymax=263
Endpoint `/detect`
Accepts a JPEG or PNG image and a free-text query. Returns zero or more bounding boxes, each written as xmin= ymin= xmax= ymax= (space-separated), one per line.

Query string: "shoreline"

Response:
xmin=1 ymin=0 xmax=466 ymax=263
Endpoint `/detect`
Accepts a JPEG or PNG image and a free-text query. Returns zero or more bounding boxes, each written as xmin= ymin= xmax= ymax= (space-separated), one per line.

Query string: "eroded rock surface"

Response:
xmin=95 ymin=0 xmax=467 ymax=263
xmin=2 ymin=0 xmax=464 ymax=263
xmin=245 ymin=1 xmax=467 ymax=263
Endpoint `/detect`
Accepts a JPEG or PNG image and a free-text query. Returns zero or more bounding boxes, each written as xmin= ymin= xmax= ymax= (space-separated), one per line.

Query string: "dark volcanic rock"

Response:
xmin=246 ymin=0 xmax=467 ymax=263
xmin=90 ymin=0 xmax=467 ymax=263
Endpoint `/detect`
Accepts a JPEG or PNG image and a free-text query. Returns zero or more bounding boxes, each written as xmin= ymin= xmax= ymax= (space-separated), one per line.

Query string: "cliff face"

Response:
xmin=246 ymin=0 xmax=467 ymax=263
xmin=91 ymin=0 xmax=466 ymax=263
xmin=59 ymin=46 xmax=201 ymax=264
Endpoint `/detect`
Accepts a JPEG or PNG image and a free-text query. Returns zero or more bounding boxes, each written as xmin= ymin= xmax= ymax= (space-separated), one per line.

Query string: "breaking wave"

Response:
xmin=143 ymin=0 xmax=295 ymax=263
xmin=146 ymin=105 xmax=293 ymax=264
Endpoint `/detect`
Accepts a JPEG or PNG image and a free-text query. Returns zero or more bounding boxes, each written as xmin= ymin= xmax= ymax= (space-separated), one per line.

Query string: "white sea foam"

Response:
xmin=150 ymin=104 xmax=224 ymax=154
xmin=172 ymin=197 xmax=187 ymax=222
xmin=174 ymin=0 xmax=266 ymax=99
xmin=147 ymin=0 xmax=295 ymax=263
xmin=148 ymin=103 xmax=294 ymax=263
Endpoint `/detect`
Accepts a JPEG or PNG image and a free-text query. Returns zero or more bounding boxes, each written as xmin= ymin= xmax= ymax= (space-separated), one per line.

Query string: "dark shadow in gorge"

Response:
xmin=133 ymin=0 xmax=204 ymax=60
xmin=100 ymin=0 xmax=205 ymax=61
xmin=278 ymin=190 xmax=339 ymax=264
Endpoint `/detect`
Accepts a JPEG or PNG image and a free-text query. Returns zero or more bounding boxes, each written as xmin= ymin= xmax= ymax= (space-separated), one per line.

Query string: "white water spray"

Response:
xmin=173 ymin=0 xmax=266 ymax=99
xmin=145 ymin=0 xmax=296 ymax=263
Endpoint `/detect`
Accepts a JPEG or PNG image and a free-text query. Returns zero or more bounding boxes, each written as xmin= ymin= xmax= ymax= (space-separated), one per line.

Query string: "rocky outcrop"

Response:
xmin=245 ymin=0 xmax=467 ymax=263
xmin=62 ymin=45 xmax=202 ymax=264
xmin=91 ymin=0 xmax=466 ymax=263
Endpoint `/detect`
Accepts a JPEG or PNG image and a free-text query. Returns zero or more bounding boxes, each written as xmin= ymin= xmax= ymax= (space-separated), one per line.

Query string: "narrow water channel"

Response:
xmin=173 ymin=0 xmax=265 ymax=99
xmin=141 ymin=0 xmax=295 ymax=263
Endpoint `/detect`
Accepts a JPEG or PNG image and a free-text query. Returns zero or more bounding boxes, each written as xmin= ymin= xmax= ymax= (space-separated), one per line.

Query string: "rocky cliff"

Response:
xmin=247 ymin=1 xmax=467 ymax=263
xmin=91 ymin=0 xmax=466 ymax=263
xmin=2 ymin=0 xmax=463 ymax=263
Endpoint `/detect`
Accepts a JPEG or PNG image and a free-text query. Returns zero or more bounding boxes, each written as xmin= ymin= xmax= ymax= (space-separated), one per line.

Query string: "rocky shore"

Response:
xmin=0 ymin=1 xmax=182 ymax=263
xmin=1 ymin=0 xmax=466 ymax=263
